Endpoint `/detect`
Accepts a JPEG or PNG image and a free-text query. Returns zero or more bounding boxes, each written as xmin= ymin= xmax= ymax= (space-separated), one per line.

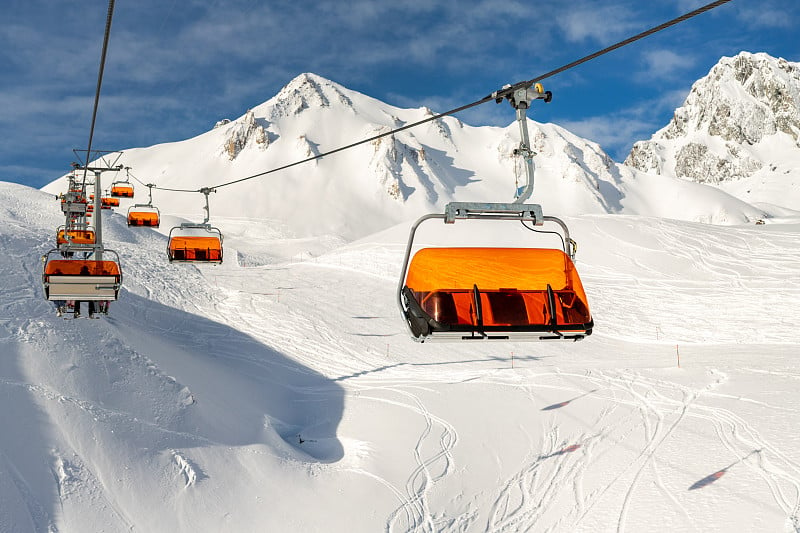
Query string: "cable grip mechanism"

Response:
xmin=495 ymin=82 xmax=552 ymax=203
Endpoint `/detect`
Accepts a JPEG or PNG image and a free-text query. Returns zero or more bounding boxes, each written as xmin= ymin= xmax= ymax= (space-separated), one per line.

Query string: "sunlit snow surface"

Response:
xmin=3 ymin=181 xmax=800 ymax=532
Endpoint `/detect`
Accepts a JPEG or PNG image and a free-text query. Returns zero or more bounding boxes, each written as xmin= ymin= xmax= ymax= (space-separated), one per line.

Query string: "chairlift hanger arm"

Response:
xmin=199 ymin=187 xmax=216 ymax=224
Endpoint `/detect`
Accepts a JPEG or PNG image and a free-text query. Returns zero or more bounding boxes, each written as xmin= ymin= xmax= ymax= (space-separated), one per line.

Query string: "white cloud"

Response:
xmin=638 ymin=49 xmax=696 ymax=80
xmin=557 ymin=4 xmax=640 ymax=43
xmin=736 ymin=6 xmax=793 ymax=29
xmin=558 ymin=87 xmax=692 ymax=161
xmin=560 ymin=115 xmax=655 ymax=160
xmin=4 ymin=0 xmax=797 ymax=190
xmin=676 ymin=0 xmax=711 ymax=11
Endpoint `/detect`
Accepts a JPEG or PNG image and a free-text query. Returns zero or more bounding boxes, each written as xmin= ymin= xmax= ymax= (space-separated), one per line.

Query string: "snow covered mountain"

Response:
xmin=44 ymin=72 xmax=766 ymax=242
xmin=626 ymin=52 xmax=800 ymax=211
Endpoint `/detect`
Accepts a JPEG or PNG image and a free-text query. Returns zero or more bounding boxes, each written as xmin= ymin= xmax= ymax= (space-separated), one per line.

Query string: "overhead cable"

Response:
xmin=81 ymin=0 xmax=116 ymax=183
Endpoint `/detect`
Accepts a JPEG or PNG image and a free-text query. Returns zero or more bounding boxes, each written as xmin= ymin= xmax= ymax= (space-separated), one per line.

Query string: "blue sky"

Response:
xmin=2 ymin=0 xmax=798 ymax=188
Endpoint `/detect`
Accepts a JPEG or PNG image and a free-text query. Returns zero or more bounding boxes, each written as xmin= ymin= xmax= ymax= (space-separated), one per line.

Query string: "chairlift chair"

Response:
xmin=56 ymin=225 xmax=96 ymax=246
xmin=397 ymin=83 xmax=592 ymax=342
xmin=127 ymin=204 xmax=160 ymax=227
xmin=167 ymin=224 xmax=223 ymax=263
xmin=110 ymin=181 xmax=134 ymax=198
xmin=101 ymin=196 xmax=119 ymax=209
xmin=42 ymin=248 xmax=122 ymax=301
xmin=398 ymin=203 xmax=593 ymax=342
xmin=127 ymin=184 xmax=160 ymax=227
xmin=166 ymin=187 xmax=223 ymax=263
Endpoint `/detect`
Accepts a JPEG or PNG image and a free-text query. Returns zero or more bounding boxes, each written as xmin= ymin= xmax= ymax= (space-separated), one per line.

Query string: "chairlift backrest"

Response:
xmin=127 ymin=205 xmax=160 ymax=227
xmin=101 ymin=196 xmax=120 ymax=208
xmin=56 ymin=228 xmax=96 ymax=246
xmin=110 ymin=182 xmax=134 ymax=198
xmin=405 ymin=247 xmax=583 ymax=294
xmin=167 ymin=224 xmax=223 ymax=263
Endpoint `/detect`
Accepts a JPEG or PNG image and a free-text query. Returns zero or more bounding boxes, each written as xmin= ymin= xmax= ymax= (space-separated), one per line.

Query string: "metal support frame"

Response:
xmin=71 ymin=156 xmax=123 ymax=262
xmin=93 ymin=170 xmax=103 ymax=259
xmin=504 ymin=84 xmax=552 ymax=203
xmin=199 ymin=187 xmax=215 ymax=225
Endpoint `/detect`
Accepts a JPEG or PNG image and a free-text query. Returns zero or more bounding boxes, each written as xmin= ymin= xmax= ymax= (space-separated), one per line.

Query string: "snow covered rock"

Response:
xmin=220 ymin=109 xmax=269 ymax=159
xmin=625 ymin=52 xmax=800 ymax=191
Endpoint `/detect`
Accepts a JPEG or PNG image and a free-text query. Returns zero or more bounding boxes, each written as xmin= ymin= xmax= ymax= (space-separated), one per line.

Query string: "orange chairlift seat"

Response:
xmin=167 ymin=224 xmax=223 ymax=263
xmin=398 ymin=202 xmax=593 ymax=342
xmin=42 ymin=249 xmax=122 ymax=301
xmin=110 ymin=181 xmax=134 ymax=198
xmin=127 ymin=204 xmax=160 ymax=227
xmin=101 ymin=196 xmax=120 ymax=209
xmin=56 ymin=226 xmax=96 ymax=246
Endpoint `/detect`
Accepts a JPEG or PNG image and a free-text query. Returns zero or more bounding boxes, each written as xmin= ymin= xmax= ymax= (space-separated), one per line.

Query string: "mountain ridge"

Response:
xmin=43 ymin=69 xmax=772 ymax=241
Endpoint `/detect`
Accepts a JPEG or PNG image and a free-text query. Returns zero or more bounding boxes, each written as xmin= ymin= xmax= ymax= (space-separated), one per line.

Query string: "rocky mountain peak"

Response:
xmin=268 ymin=73 xmax=355 ymax=120
xmin=625 ymin=52 xmax=800 ymax=185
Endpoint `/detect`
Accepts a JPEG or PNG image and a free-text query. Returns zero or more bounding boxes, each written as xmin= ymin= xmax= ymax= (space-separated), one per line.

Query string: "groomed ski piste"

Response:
xmin=3 ymin=179 xmax=800 ymax=532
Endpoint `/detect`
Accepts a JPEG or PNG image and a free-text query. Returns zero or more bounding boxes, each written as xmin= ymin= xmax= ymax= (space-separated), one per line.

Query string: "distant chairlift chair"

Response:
xmin=56 ymin=225 xmax=96 ymax=246
xmin=127 ymin=205 xmax=160 ymax=227
xmin=109 ymin=181 xmax=134 ymax=198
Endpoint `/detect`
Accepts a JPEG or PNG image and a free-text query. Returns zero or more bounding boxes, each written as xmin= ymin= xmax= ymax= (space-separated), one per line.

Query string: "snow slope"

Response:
xmin=4 ymin=180 xmax=800 ymax=532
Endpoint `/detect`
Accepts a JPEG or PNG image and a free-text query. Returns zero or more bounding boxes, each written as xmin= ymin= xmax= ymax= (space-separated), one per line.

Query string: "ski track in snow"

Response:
xmin=208 ymin=273 xmax=462 ymax=531
xmin=479 ymin=368 xmax=800 ymax=532
xmin=583 ymin=217 xmax=800 ymax=345
xmin=376 ymin=387 xmax=458 ymax=533
xmin=0 ymin=448 xmax=59 ymax=533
